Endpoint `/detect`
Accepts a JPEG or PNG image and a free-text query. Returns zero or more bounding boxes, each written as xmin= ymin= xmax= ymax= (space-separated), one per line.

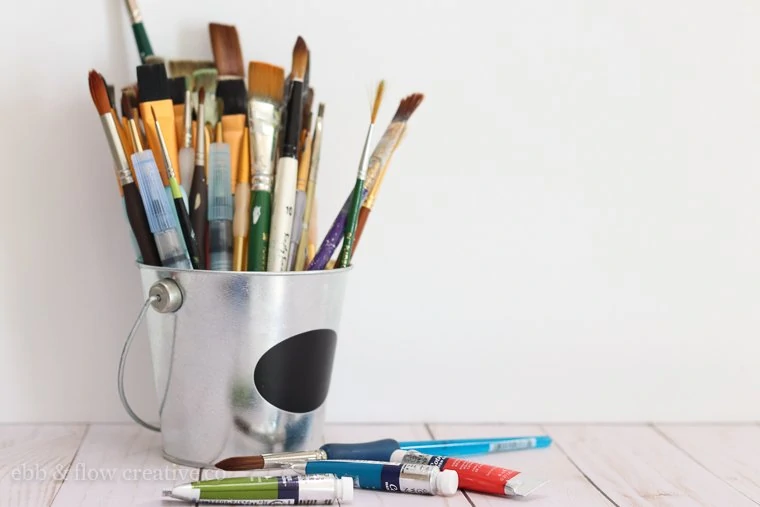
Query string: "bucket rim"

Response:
xmin=135 ymin=262 xmax=353 ymax=277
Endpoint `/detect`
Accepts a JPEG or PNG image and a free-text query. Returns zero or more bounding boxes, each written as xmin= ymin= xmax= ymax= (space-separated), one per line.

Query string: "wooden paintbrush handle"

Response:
xmin=351 ymin=206 xmax=371 ymax=256
xmin=122 ymin=181 xmax=160 ymax=266
xmin=248 ymin=189 xmax=271 ymax=271
xmin=131 ymin=23 xmax=154 ymax=64
xmin=189 ymin=164 xmax=208 ymax=268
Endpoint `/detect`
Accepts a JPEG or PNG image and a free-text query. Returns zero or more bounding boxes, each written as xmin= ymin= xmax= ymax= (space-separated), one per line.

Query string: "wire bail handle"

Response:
xmin=118 ymin=278 xmax=183 ymax=432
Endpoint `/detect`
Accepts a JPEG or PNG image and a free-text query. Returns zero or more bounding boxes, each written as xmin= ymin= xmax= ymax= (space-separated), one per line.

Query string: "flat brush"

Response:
xmin=168 ymin=77 xmax=187 ymax=157
xmin=151 ymin=107 xmax=201 ymax=269
xmin=294 ymin=104 xmax=324 ymax=270
xmin=308 ymin=93 xmax=424 ymax=270
xmin=267 ymin=37 xmax=308 ymax=271
xmin=210 ymin=23 xmax=248 ymax=195
xmin=123 ymin=0 xmax=154 ymax=63
xmin=168 ymin=60 xmax=216 ymax=83
xmin=336 ymin=81 xmax=385 ymax=268
xmin=88 ymin=70 xmax=159 ymax=266
xmin=215 ymin=436 xmax=553 ymax=471
xmin=192 ymin=68 xmax=219 ymax=128
xmin=246 ymin=61 xmax=285 ymax=271
xmin=352 ymin=126 xmax=406 ymax=255
xmin=189 ymin=87 xmax=209 ymax=268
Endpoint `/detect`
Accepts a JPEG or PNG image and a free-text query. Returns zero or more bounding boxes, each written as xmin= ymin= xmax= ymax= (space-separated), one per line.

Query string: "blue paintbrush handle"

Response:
xmin=320 ymin=436 xmax=552 ymax=461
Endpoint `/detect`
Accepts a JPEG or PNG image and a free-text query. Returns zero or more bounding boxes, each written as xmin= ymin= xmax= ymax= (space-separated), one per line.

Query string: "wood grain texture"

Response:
xmin=0 ymin=424 xmax=87 ymax=507
xmin=429 ymin=424 xmax=612 ymax=507
xmin=546 ymin=425 xmax=758 ymax=507
xmin=50 ymin=424 xmax=199 ymax=507
xmin=656 ymin=424 xmax=760 ymax=503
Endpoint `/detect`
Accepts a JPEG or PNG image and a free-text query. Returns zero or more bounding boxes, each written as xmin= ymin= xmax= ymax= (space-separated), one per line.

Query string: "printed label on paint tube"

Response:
xmin=396 ymin=451 xmax=547 ymax=497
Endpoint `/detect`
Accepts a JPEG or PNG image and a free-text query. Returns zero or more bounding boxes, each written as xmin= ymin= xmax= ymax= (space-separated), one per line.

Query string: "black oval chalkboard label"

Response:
xmin=253 ymin=329 xmax=338 ymax=413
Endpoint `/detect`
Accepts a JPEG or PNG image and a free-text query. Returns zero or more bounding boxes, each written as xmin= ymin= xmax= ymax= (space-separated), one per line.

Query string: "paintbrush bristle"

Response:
xmin=168 ymin=60 xmax=216 ymax=78
xmin=248 ymin=62 xmax=285 ymax=103
xmin=168 ymin=77 xmax=186 ymax=105
xmin=371 ymin=80 xmax=385 ymax=123
xmin=392 ymin=93 xmax=425 ymax=122
xmin=209 ymin=23 xmax=245 ymax=77
xmin=217 ymin=79 xmax=248 ymax=116
xmin=88 ymin=70 xmax=111 ymax=115
xmin=214 ymin=455 xmax=266 ymax=471
xmin=121 ymin=93 xmax=134 ymax=120
xmin=291 ymin=36 xmax=308 ymax=81
xmin=198 ymin=87 xmax=205 ymax=105
xmin=137 ymin=63 xmax=170 ymax=102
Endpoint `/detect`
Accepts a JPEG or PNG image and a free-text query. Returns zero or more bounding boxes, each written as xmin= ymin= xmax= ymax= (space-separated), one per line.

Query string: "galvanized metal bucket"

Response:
xmin=118 ymin=263 xmax=351 ymax=467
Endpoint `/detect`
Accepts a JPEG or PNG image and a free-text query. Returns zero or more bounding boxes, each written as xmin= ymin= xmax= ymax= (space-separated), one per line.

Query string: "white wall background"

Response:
xmin=1 ymin=0 xmax=759 ymax=424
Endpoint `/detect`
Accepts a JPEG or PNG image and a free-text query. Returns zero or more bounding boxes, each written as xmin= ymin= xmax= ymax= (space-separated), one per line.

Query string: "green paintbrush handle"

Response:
xmin=336 ymin=178 xmax=365 ymax=268
xmin=131 ymin=22 xmax=154 ymax=64
xmin=247 ymin=189 xmax=271 ymax=271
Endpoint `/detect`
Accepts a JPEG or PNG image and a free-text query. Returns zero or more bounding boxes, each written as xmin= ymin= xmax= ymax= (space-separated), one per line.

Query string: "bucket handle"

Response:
xmin=118 ymin=278 xmax=184 ymax=433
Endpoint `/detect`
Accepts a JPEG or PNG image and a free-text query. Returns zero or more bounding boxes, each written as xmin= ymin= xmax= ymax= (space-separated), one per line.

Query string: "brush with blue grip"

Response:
xmin=215 ymin=436 xmax=552 ymax=471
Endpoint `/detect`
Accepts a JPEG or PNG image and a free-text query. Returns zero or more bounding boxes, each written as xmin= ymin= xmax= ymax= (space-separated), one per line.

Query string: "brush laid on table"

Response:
xmin=294 ymin=104 xmax=324 ymax=271
xmin=352 ymin=126 xmax=406 ymax=255
xmin=189 ymin=87 xmax=209 ymax=269
xmin=267 ymin=37 xmax=308 ymax=272
xmin=246 ymin=62 xmax=285 ymax=271
xmin=89 ymin=70 xmax=160 ymax=266
xmin=336 ymin=81 xmax=384 ymax=268
xmin=308 ymin=93 xmax=423 ymax=270
xmin=150 ymin=107 xmax=202 ymax=269
xmin=209 ymin=23 xmax=248 ymax=197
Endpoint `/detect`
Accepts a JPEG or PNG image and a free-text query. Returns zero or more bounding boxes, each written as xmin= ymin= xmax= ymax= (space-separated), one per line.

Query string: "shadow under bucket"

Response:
xmin=120 ymin=263 xmax=351 ymax=468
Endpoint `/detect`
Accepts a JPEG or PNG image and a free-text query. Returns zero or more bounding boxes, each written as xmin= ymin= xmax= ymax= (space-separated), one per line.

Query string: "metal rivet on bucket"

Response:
xmin=148 ymin=278 xmax=183 ymax=313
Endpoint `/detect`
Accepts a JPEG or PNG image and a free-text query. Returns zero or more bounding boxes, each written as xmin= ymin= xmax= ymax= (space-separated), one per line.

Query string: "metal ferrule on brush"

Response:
xmin=249 ymin=100 xmax=280 ymax=192
xmin=183 ymin=90 xmax=193 ymax=149
xmin=195 ymin=103 xmax=206 ymax=166
xmin=358 ymin=124 xmax=375 ymax=181
xmin=262 ymin=449 xmax=328 ymax=468
xmin=124 ymin=0 xmax=142 ymax=23
xmin=100 ymin=114 xmax=134 ymax=186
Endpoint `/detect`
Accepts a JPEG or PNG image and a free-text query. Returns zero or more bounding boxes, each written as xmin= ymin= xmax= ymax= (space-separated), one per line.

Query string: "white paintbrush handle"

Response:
xmin=267 ymin=156 xmax=298 ymax=271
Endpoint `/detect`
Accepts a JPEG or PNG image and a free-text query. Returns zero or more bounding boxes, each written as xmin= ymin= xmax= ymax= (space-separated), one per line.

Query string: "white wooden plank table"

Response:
xmin=1 ymin=423 xmax=758 ymax=507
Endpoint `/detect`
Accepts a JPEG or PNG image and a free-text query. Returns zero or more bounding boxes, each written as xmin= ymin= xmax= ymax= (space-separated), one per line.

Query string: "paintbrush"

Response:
xmin=192 ymin=68 xmax=219 ymax=128
xmin=137 ymin=63 xmax=180 ymax=190
xmin=123 ymin=0 xmax=154 ymax=63
xmin=308 ymin=93 xmax=424 ymax=270
xmin=267 ymin=37 xmax=308 ymax=271
xmin=88 ymin=70 xmax=159 ymax=266
xmin=215 ymin=436 xmax=554 ymax=471
xmin=121 ymin=93 xmax=143 ymax=153
xmin=294 ymin=104 xmax=324 ymax=270
xmin=336 ymin=81 xmax=385 ymax=268
xmin=168 ymin=77 xmax=187 ymax=156
xmin=178 ymin=89 xmax=195 ymax=196
xmin=246 ymin=62 xmax=285 ymax=271
xmin=232 ymin=127 xmax=251 ymax=271
xmin=151 ymin=107 xmax=202 ymax=269
xmin=189 ymin=87 xmax=209 ymax=268
xmin=352 ymin=126 xmax=406 ymax=255
xmin=210 ymin=23 xmax=248 ymax=196
xmin=299 ymin=87 xmax=314 ymax=155
xmin=288 ymin=130 xmax=312 ymax=270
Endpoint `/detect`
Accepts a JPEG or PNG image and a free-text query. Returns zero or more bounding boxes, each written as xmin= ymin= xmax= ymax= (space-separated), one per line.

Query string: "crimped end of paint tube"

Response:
xmin=132 ymin=150 xmax=177 ymax=233
xmin=208 ymin=143 xmax=233 ymax=221
xmin=505 ymin=475 xmax=549 ymax=497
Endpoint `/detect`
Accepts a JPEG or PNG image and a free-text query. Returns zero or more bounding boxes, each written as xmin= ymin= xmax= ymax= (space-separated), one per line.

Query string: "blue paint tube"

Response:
xmin=291 ymin=460 xmax=458 ymax=497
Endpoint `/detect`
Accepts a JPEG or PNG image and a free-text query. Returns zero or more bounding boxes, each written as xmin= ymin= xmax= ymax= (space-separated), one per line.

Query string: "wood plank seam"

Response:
xmin=537 ymin=425 xmax=619 ymax=507
xmin=651 ymin=424 xmax=760 ymax=507
xmin=424 ymin=423 xmax=477 ymax=507
xmin=47 ymin=424 xmax=91 ymax=506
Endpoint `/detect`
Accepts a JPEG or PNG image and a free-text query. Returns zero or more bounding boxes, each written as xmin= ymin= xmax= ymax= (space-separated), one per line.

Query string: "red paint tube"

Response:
xmin=390 ymin=450 xmax=547 ymax=497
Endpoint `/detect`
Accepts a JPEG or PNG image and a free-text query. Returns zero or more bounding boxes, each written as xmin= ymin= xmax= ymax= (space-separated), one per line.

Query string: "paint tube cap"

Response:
xmin=436 ymin=469 xmax=459 ymax=496
xmin=337 ymin=477 xmax=354 ymax=503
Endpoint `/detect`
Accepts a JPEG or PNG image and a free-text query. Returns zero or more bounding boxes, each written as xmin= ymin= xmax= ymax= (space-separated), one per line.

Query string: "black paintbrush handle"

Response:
xmin=189 ymin=164 xmax=208 ymax=269
xmin=174 ymin=197 xmax=201 ymax=269
xmin=122 ymin=181 xmax=160 ymax=266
